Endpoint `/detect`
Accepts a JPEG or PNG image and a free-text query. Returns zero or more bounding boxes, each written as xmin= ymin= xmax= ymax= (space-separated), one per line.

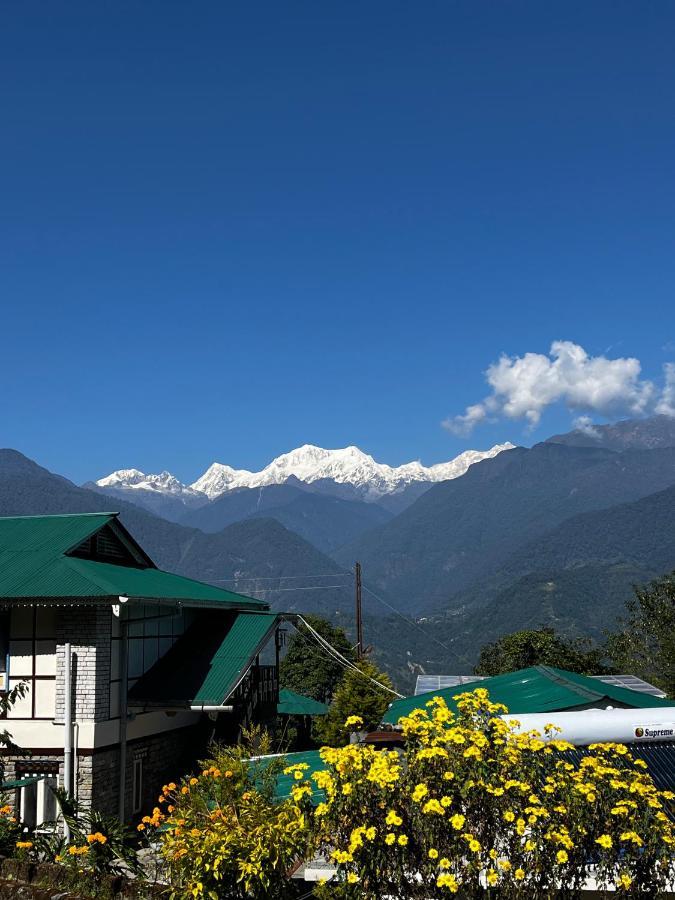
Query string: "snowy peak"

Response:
xmin=93 ymin=442 xmax=516 ymax=505
xmin=95 ymin=468 xmax=205 ymax=499
xmin=189 ymin=441 xmax=515 ymax=500
xmin=190 ymin=462 xmax=254 ymax=499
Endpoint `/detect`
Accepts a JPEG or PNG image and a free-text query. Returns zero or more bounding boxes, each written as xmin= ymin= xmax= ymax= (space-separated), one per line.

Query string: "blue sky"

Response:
xmin=1 ymin=2 xmax=675 ymax=484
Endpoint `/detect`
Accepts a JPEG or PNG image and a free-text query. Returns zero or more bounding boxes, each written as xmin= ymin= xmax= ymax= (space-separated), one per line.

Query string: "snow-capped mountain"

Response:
xmin=94 ymin=442 xmax=515 ymax=505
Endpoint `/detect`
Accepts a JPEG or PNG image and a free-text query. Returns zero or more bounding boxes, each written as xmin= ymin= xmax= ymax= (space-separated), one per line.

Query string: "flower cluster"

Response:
xmin=303 ymin=688 xmax=675 ymax=898
xmin=141 ymin=729 xmax=314 ymax=899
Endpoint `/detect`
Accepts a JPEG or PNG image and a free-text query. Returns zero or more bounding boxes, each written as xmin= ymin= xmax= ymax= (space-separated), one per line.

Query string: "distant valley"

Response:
xmin=4 ymin=415 xmax=675 ymax=691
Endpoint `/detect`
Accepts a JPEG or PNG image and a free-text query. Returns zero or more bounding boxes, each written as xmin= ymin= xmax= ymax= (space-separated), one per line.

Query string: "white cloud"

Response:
xmin=656 ymin=362 xmax=675 ymax=416
xmin=443 ymin=341 xmax=672 ymax=436
xmin=572 ymin=415 xmax=601 ymax=438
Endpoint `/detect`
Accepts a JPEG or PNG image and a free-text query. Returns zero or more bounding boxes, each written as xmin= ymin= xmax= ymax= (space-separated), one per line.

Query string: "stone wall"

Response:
xmin=55 ymin=607 xmax=112 ymax=724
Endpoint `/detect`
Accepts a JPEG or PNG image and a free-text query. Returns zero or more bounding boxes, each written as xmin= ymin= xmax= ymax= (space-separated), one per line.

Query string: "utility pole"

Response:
xmin=355 ymin=561 xmax=363 ymax=660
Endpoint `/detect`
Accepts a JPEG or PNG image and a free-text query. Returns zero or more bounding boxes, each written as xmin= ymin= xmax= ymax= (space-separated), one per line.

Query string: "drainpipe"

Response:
xmin=63 ymin=642 xmax=72 ymax=841
xmin=73 ymin=723 xmax=79 ymax=802
xmin=118 ymin=609 xmax=128 ymax=823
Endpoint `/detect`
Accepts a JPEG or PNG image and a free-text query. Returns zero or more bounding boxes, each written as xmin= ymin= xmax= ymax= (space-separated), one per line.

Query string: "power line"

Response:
xmin=244 ymin=584 xmax=352 ymax=593
xmin=208 ymin=572 xmax=352 ymax=583
xmin=360 ymin=583 xmax=471 ymax=669
xmin=295 ymin=616 xmax=403 ymax=698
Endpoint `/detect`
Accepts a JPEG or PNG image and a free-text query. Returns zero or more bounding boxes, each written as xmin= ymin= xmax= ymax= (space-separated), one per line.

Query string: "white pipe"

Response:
xmin=63 ymin=642 xmax=72 ymax=841
xmin=73 ymin=723 xmax=79 ymax=802
xmin=118 ymin=613 xmax=128 ymax=823
xmin=190 ymin=705 xmax=234 ymax=712
xmin=502 ymin=707 xmax=675 ymax=746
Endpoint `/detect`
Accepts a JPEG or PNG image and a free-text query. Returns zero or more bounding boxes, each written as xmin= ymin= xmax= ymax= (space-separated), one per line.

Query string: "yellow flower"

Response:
xmin=347 ymin=872 xmax=359 ymax=884
xmin=385 ymin=833 xmax=396 ymax=845
xmin=556 ymin=850 xmax=568 ymax=864
xmin=412 ymin=783 xmax=428 ymax=802
xmin=503 ymin=810 xmax=515 ymax=822
xmin=486 ymin=870 xmax=498 ymax=886
xmin=15 ymin=840 xmax=33 ymax=849
xmin=617 ymin=873 xmax=632 ymax=890
xmin=468 ymin=839 xmax=481 ymax=853
xmin=345 ymin=715 xmax=363 ymax=727
xmin=385 ymin=810 xmax=403 ymax=827
xmin=397 ymin=834 xmax=408 ymax=846
xmin=515 ymin=868 xmax=525 ymax=881
xmin=595 ymin=834 xmax=613 ymax=849
xmin=450 ymin=813 xmax=465 ymax=830
xmin=437 ymin=873 xmax=459 ymax=892
xmin=428 ymin=848 xmax=438 ymax=859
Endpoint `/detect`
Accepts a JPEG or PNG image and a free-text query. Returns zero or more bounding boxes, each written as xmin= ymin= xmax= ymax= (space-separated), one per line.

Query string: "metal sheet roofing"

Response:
xmin=565 ymin=742 xmax=675 ymax=791
xmin=251 ymin=750 xmax=325 ymax=803
xmin=415 ymin=673 xmax=666 ymax=699
xmin=277 ymin=688 xmax=329 ymax=717
xmin=385 ymin=666 xmax=672 ymax=724
xmin=128 ymin=611 xmax=280 ymax=709
xmin=0 ymin=513 xmax=266 ymax=610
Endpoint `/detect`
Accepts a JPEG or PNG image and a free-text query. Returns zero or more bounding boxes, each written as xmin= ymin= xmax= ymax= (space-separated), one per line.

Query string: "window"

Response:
xmin=6 ymin=607 xmax=57 ymax=720
xmin=0 ymin=611 xmax=9 ymax=692
xmin=109 ymin=605 xmax=194 ymax=717
xmin=132 ymin=759 xmax=143 ymax=814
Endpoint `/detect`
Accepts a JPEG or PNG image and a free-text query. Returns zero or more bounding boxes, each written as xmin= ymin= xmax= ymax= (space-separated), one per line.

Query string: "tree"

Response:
xmin=315 ymin=659 xmax=393 ymax=747
xmin=279 ymin=615 xmax=355 ymax=702
xmin=474 ymin=627 xmax=609 ymax=677
xmin=607 ymin=572 xmax=675 ymax=696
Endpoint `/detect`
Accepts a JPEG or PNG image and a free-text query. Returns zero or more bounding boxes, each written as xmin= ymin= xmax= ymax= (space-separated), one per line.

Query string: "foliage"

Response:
xmin=0 ymin=680 xmax=28 ymax=762
xmin=290 ymin=688 xmax=675 ymax=898
xmin=475 ymin=627 xmax=609 ymax=677
xmin=0 ymin=797 xmax=21 ymax=857
xmin=141 ymin=727 xmax=313 ymax=899
xmin=607 ymin=571 xmax=675 ymax=696
xmin=280 ymin=615 xmax=355 ymax=703
xmin=315 ymin=659 xmax=393 ymax=747
xmin=40 ymin=788 xmax=143 ymax=876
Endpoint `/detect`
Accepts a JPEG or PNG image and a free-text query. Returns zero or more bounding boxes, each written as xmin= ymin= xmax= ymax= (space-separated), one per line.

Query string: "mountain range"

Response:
xmin=4 ymin=415 xmax=675 ymax=689
xmin=85 ymin=442 xmax=514 ymax=525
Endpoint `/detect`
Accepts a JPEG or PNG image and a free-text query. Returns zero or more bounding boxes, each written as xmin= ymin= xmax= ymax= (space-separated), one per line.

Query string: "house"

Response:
xmin=386 ymin=665 xmax=673 ymax=723
xmin=0 ymin=512 xmax=286 ymax=825
xmin=386 ymin=665 xmax=675 ymax=790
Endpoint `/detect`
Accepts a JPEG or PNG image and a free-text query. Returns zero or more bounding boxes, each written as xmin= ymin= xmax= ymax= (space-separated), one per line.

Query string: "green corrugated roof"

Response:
xmin=195 ymin=611 xmax=278 ymax=705
xmin=0 ymin=513 xmax=265 ymax=610
xmin=251 ymin=750 xmax=325 ymax=803
xmin=277 ymin=688 xmax=328 ymax=717
xmin=384 ymin=666 xmax=672 ymax=724
xmin=128 ymin=610 xmax=280 ymax=708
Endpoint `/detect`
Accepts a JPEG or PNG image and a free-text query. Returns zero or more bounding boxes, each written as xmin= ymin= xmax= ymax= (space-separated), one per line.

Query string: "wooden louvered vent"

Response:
xmin=68 ymin=524 xmax=144 ymax=567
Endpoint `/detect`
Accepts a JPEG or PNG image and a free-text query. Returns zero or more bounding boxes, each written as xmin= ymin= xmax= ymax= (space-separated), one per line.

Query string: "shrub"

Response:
xmin=142 ymin=728 xmax=313 ymax=899
xmin=292 ymin=689 xmax=675 ymax=898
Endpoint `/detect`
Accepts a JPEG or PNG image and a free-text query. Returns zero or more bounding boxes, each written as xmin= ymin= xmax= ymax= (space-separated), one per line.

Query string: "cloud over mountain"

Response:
xmin=444 ymin=341 xmax=674 ymax=435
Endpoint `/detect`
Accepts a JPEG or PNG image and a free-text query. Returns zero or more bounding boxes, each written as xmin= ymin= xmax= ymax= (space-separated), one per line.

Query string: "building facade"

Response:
xmin=0 ymin=513 xmax=283 ymax=825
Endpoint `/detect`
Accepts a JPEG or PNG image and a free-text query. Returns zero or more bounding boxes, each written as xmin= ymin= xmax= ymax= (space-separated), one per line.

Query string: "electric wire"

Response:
xmin=295 ymin=616 xmax=404 ymax=698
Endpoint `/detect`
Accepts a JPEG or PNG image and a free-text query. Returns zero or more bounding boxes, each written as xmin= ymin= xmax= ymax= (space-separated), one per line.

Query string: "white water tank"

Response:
xmin=501 ymin=707 xmax=675 ymax=746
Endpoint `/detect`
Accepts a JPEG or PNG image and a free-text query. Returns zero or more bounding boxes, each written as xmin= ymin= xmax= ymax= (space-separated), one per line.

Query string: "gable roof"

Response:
xmin=0 ymin=513 xmax=266 ymax=610
xmin=277 ymin=688 xmax=329 ymax=717
xmin=128 ymin=610 xmax=280 ymax=708
xmin=384 ymin=665 xmax=672 ymax=724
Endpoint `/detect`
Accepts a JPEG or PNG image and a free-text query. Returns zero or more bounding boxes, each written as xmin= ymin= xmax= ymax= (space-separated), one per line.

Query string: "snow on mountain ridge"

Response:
xmin=192 ymin=442 xmax=516 ymax=500
xmin=95 ymin=443 xmax=515 ymax=503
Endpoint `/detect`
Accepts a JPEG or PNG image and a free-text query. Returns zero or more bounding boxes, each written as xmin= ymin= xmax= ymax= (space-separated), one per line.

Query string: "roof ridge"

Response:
xmin=536 ymin=666 xmax=604 ymax=702
xmin=0 ymin=512 xmax=118 ymax=520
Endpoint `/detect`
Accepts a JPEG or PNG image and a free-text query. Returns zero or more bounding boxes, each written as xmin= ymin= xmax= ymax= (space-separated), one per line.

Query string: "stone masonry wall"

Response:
xmin=55 ymin=607 xmax=112 ymax=723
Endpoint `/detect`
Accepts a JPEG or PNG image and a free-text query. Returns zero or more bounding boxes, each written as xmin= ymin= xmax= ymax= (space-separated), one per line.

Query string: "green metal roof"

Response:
xmin=277 ymin=688 xmax=329 ymax=717
xmin=128 ymin=610 xmax=280 ymax=708
xmin=0 ymin=513 xmax=265 ymax=610
xmin=384 ymin=666 xmax=673 ymax=724
xmin=251 ymin=750 xmax=326 ymax=803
